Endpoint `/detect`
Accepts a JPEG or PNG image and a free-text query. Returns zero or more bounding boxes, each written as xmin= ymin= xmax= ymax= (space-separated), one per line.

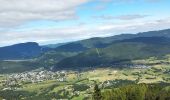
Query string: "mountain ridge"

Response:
xmin=0 ymin=42 xmax=49 ymax=60
xmin=1 ymin=29 xmax=170 ymax=73
xmin=53 ymin=36 xmax=170 ymax=70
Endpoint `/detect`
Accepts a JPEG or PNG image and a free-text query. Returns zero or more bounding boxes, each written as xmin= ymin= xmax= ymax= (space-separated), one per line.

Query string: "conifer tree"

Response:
xmin=93 ymin=84 xmax=102 ymax=100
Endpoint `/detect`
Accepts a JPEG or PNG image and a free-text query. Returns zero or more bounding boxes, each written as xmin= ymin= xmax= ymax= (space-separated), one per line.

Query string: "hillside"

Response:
xmin=1 ymin=29 xmax=170 ymax=73
xmin=0 ymin=42 xmax=49 ymax=60
xmin=37 ymin=51 xmax=78 ymax=68
xmin=68 ymin=29 xmax=170 ymax=49
xmin=1 ymin=29 xmax=170 ymax=61
xmin=0 ymin=60 xmax=40 ymax=73
xmin=39 ymin=29 xmax=170 ymax=66
xmin=54 ymin=37 xmax=170 ymax=70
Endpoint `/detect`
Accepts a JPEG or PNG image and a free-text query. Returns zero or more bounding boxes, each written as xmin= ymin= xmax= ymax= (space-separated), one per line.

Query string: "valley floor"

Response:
xmin=0 ymin=62 xmax=169 ymax=100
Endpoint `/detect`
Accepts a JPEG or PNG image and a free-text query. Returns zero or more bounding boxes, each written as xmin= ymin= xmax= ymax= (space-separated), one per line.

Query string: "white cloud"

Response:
xmin=0 ymin=17 xmax=170 ymax=47
xmin=0 ymin=0 xmax=169 ymax=47
xmin=0 ymin=0 xmax=89 ymax=27
xmin=0 ymin=0 xmax=164 ymax=26
xmin=94 ymin=14 xmax=149 ymax=20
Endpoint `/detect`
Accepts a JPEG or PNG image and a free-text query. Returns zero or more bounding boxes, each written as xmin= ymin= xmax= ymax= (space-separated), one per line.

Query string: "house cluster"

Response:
xmin=2 ymin=70 xmax=67 ymax=89
xmin=100 ymin=64 xmax=151 ymax=69
xmin=130 ymin=65 xmax=150 ymax=69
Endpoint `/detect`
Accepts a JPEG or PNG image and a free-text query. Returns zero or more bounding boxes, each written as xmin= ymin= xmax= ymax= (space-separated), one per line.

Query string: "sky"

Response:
xmin=0 ymin=0 xmax=170 ymax=47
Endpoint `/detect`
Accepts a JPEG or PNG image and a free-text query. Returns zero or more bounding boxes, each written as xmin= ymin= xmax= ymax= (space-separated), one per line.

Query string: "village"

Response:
xmin=1 ymin=70 xmax=68 ymax=90
xmin=0 ymin=63 xmax=168 ymax=93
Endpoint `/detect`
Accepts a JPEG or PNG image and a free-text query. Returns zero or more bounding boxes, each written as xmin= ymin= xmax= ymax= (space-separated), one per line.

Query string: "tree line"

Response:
xmin=93 ymin=83 xmax=170 ymax=100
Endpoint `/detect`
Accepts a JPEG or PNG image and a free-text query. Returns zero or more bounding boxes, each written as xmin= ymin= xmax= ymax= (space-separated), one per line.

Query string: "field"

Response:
xmin=0 ymin=56 xmax=170 ymax=99
xmin=0 ymin=61 xmax=169 ymax=100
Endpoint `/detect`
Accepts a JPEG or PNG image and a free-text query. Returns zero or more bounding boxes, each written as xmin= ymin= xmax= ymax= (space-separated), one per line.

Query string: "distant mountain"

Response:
xmin=137 ymin=29 xmax=170 ymax=37
xmin=42 ymin=42 xmax=69 ymax=48
xmin=46 ymin=29 xmax=170 ymax=52
xmin=118 ymin=36 xmax=170 ymax=44
xmin=39 ymin=29 xmax=170 ymax=67
xmin=53 ymin=37 xmax=170 ymax=70
xmin=65 ymin=29 xmax=170 ymax=49
xmin=0 ymin=42 xmax=49 ymax=60
xmin=1 ymin=29 xmax=170 ymax=73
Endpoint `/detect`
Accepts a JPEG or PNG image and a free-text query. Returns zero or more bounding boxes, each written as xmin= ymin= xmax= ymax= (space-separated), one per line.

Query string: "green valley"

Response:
xmin=0 ymin=55 xmax=169 ymax=99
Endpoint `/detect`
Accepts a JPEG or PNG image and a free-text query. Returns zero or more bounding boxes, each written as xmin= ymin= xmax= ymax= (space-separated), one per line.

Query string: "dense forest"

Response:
xmin=93 ymin=83 xmax=170 ymax=100
xmin=0 ymin=83 xmax=169 ymax=100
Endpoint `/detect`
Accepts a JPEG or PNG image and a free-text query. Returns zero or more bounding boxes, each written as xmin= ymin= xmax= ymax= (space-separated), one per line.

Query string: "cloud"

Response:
xmin=94 ymin=14 xmax=149 ymax=20
xmin=114 ymin=14 xmax=149 ymax=20
xmin=0 ymin=0 xmax=169 ymax=47
xmin=93 ymin=0 xmax=133 ymax=10
xmin=0 ymin=0 xmax=160 ymax=27
xmin=93 ymin=0 xmax=161 ymax=11
xmin=0 ymin=17 xmax=170 ymax=47
xmin=0 ymin=0 xmax=90 ymax=27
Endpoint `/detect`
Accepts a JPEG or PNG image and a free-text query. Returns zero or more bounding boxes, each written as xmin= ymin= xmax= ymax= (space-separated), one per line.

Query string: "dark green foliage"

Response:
xmin=101 ymin=84 xmax=170 ymax=100
xmin=0 ymin=60 xmax=40 ymax=73
xmin=72 ymin=84 xmax=90 ymax=91
xmin=37 ymin=51 xmax=78 ymax=69
xmin=0 ymin=90 xmax=35 ymax=100
xmin=55 ymin=38 xmax=170 ymax=69
xmin=93 ymin=84 xmax=102 ymax=100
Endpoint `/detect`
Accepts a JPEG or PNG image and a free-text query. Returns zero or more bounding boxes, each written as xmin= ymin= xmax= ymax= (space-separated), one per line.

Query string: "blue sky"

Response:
xmin=0 ymin=0 xmax=170 ymax=46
